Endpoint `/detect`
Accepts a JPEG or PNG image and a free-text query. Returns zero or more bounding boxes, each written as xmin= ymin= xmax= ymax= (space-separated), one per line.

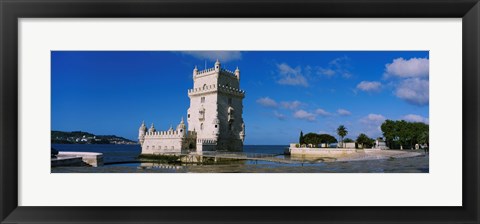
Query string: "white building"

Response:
xmin=138 ymin=60 xmax=246 ymax=155
xmin=374 ymin=137 xmax=389 ymax=150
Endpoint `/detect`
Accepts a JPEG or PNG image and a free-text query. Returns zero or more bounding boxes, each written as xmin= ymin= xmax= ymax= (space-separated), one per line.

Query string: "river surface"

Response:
xmin=51 ymin=144 xmax=429 ymax=173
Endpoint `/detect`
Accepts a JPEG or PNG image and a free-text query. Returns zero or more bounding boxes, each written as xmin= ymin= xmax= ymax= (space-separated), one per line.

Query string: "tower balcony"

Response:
xmin=188 ymin=84 xmax=245 ymax=98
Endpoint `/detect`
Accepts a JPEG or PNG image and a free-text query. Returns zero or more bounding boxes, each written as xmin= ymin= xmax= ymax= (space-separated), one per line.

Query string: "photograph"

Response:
xmin=50 ymin=51 xmax=429 ymax=173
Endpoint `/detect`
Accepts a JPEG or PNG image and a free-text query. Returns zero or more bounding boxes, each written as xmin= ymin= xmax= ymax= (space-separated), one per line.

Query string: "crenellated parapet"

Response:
xmin=193 ymin=67 xmax=238 ymax=80
xmin=196 ymin=67 xmax=216 ymax=75
xmin=188 ymin=84 xmax=217 ymax=96
xmin=145 ymin=130 xmax=184 ymax=138
xmin=220 ymin=68 xmax=235 ymax=76
xmin=187 ymin=83 xmax=245 ymax=98
xmin=218 ymin=84 xmax=245 ymax=98
xmin=197 ymin=138 xmax=217 ymax=145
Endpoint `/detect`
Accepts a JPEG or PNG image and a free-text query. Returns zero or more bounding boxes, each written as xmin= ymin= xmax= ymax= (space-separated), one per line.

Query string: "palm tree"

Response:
xmin=336 ymin=125 xmax=348 ymax=148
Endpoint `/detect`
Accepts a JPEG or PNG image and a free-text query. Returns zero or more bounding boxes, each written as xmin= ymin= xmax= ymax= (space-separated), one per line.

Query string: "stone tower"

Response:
xmin=187 ymin=60 xmax=246 ymax=152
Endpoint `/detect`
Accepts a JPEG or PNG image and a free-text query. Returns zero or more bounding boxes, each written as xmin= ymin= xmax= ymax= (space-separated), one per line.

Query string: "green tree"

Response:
xmin=344 ymin=138 xmax=354 ymax=143
xmin=336 ymin=125 xmax=348 ymax=147
xmin=302 ymin=133 xmax=338 ymax=147
xmin=381 ymin=119 xmax=429 ymax=150
xmin=356 ymin=133 xmax=374 ymax=148
xmin=299 ymin=131 xmax=305 ymax=144
xmin=396 ymin=120 xmax=409 ymax=150
xmin=318 ymin=134 xmax=337 ymax=147
xmin=419 ymin=130 xmax=429 ymax=145
xmin=381 ymin=120 xmax=396 ymax=149
xmin=303 ymin=133 xmax=320 ymax=146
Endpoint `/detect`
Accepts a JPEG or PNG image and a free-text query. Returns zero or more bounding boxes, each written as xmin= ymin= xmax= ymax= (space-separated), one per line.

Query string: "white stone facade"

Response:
xmin=139 ymin=60 xmax=245 ymax=154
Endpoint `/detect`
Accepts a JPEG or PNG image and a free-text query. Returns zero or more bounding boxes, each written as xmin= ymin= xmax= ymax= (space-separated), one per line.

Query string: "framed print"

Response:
xmin=1 ymin=0 xmax=479 ymax=223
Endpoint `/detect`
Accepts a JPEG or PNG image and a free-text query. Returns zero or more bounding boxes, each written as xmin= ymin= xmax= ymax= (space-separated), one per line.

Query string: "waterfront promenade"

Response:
xmin=190 ymin=149 xmax=422 ymax=163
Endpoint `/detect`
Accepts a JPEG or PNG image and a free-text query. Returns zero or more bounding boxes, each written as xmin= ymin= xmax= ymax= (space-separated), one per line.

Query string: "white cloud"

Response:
xmin=337 ymin=109 xmax=352 ymax=116
xmin=315 ymin=108 xmax=331 ymax=116
xmin=182 ymin=51 xmax=242 ymax=62
xmin=317 ymin=68 xmax=335 ymax=76
xmin=357 ymin=81 xmax=382 ymax=92
xmin=273 ymin=111 xmax=286 ymax=120
xmin=276 ymin=63 xmax=309 ymax=87
xmin=329 ymin=56 xmax=352 ymax=78
xmin=256 ymin=97 xmax=278 ymax=107
xmin=280 ymin=101 xmax=302 ymax=110
xmin=293 ymin=110 xmax=316 ymax=121
xmin=384 ymin=57 xmax=429 ymax=78
xmin=402 ymin=114 xmax=429 ymax=124
xmin=395 ymin=78 xmax=429 ymax=106
xmin=359 ymin=114 xmax=387 ymax=138
xmin=360 ymin=114 xmax=386 ymax=124
xmin=317 ymin=56 xmax=352 ymax=78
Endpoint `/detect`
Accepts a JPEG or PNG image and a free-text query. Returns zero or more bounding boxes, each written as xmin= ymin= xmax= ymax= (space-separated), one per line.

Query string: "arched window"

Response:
xmin=203 ymin=84 xmax=207 ymax=90
xmin=228 ymin=107 xmax=235 ymax=122
xmin=199 ymin=107 xmax=205 ymax=120
xmin=200 ymin=123 xmax=204 ymax=130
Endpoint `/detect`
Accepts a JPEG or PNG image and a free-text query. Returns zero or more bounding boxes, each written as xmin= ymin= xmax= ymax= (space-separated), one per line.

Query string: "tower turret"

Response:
xmin=235 ymin=66 xmax=240 ymax=80
xmin=148 ymin=123 xmax=156 ymax=133
xmin=193 ymin=65 xmax=198 ymax=79
xmin=214 ymin=59 xmax=221 ymax=72
xmin=138 ymin=121 xmax=147 ymax=145
xmin=176 ymin=117 xmax=186 ymax=137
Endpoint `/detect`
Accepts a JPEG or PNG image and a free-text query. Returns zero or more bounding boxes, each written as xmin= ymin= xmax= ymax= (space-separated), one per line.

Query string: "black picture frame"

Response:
xmin=1 ymin=0 xmax=479 ymax=223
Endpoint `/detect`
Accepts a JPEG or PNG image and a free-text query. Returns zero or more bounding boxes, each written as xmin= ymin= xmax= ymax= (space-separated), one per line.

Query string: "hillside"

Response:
xmin=51 ymin=130 xmax=137 ymax=144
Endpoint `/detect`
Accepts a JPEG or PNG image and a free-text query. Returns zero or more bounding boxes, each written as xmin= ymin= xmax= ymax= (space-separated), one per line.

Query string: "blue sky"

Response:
xmin=52 ymin=51 xmax=429 ymax=145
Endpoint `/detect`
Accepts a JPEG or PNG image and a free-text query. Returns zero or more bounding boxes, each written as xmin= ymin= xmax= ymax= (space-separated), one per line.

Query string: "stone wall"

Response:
xmin=289 ymin=147 xmax=358 ymax=157
xmin=56 ymin=151 xmax=103 ymax=167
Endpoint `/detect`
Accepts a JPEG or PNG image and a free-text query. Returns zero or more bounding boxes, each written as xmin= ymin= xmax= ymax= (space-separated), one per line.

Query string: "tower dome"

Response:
xmin=139 ymin=121 xmax=147 ymax=132
xmin=235 ymin=66 xmax=240 ymax=80
xmin=193 ymin=65 xmax=198 ymax=78
xmin=177 ymin=117 xmax=186 ymax=130
xmin=214 ymin=59 xmax=221 ymax=71
xmin=148 ymin=123 xmax=156 ymax=132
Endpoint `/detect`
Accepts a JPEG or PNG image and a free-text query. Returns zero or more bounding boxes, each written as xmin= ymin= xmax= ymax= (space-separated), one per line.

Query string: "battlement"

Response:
xmin=187 ymin=83 xmax=245 ymax=97
xmin=196 ymin=67 xmax=216 ymax=75
xmin=145 ymin=130 xmax=183 ymax=138
xmin=188 ymin=84 xmax=217 ymax=96
xmin=197 ymin=138 xmax=217 ymax=145
xmin=194 ymin=67 xmax=238 ymax=79
xmin=220 ymin=68 xmax=236 ymax=76
xmin=217 ymin=84 xmax=245 ymax=98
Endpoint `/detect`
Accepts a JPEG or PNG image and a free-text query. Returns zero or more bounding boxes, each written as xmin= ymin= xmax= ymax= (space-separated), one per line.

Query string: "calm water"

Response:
xmin=51 ymin=144 xmax=429 ymax=173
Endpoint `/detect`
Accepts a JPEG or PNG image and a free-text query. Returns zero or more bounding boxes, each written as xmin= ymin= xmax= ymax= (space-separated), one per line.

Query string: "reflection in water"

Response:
xmin=51 ymin=144 xmax=429 ymax=173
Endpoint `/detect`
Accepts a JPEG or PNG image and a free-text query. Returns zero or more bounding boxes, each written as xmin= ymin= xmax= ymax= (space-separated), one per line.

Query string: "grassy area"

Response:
xmin=138 ymin=154 xmax=181 ymax=164
xmin=138 ymin=154 xmax=245 ymax=165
